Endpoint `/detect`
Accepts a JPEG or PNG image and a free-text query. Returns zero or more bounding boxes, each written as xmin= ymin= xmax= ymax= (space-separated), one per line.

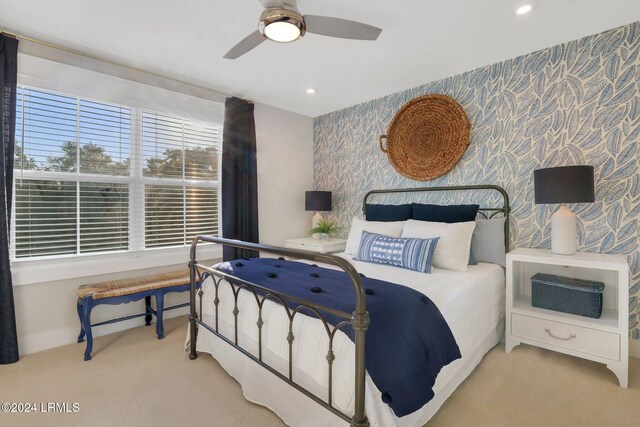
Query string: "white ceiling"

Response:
xmin=2 ymin=0 xmax=640 ymax=117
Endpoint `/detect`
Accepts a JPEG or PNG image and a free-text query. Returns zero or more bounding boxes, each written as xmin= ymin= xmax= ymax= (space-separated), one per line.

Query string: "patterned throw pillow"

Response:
xmin=355 ymin=231 xmax=440 ymax=273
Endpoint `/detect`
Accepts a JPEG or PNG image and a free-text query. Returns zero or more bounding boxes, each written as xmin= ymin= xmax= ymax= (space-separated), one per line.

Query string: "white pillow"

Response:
xmin=401 ymin=219 xmax=476 ymax=272
xmin=344 ymin=217 xmax=405 ymax=255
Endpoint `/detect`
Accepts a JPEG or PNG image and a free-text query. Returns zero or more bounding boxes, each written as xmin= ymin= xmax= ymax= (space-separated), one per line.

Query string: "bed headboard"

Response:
xmin=362 ymin=185 xmax=511 ymax=252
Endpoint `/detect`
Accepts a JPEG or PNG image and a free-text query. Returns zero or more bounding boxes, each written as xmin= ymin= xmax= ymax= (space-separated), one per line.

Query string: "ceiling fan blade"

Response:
xmin=223 ymin=31 xmax=266 ymax=59
xmin=304 ymin=15 xmax=382 ymax=40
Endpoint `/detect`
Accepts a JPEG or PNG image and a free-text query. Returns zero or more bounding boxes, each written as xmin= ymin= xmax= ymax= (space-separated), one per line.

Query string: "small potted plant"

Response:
xmin=310 ymin=217 xmax=341 ymax=240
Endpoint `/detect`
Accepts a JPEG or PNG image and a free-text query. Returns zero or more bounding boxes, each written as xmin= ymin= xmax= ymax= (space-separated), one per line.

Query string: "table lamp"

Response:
xmin=534 ymin=165 xmax=595 ymax=255
xmin=305 ymin=191 xmax=332 ymax=239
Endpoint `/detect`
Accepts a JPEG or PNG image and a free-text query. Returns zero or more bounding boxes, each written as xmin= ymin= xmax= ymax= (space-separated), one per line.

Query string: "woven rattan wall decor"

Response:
xmin=379 ymin=94 xmax=471 ymax=181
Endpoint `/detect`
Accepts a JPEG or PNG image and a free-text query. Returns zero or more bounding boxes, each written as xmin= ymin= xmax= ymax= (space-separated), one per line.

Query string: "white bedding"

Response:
xmin=191 ymin=253 xmax=505 ymax=426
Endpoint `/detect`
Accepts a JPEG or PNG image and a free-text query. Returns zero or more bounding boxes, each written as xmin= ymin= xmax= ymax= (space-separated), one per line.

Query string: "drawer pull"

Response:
xmin=545 ymin=328 xmax=576 ymax=341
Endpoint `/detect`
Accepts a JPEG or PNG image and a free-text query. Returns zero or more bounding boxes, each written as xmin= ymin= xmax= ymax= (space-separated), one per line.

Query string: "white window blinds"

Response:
xmin=79 ymin=100 xmax=130 ymax=176
xmin=141 ymin=111 xmax=220 ymax=249
xmin=12 ymin=86 xmax=221 ymax=260
xmin=14 ymin=180 xmax=78 ymax=257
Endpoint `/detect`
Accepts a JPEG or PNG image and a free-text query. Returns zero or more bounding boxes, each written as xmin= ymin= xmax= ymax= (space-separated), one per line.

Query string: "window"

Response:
xmin=12 ymin=86 xmax=221 ymax=260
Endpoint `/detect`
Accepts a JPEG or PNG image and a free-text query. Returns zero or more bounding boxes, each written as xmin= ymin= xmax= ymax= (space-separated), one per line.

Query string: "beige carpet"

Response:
xmin=1 ymin=316 xmax=638 ymax=427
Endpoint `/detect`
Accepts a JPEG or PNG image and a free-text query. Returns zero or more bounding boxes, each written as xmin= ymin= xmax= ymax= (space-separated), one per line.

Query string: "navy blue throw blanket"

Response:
xmin=215 ymin=257 xmax=461 ymax=417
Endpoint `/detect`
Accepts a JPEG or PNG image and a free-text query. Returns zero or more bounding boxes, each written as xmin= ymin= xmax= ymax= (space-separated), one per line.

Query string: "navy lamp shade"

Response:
xmin=534 ymin=166 xmax=595 ymax=204
xmin=534 ymin=165 xmax=595 ymax=255
xmin=305 ymin=191 xmax=332 ymax=212
xmin=305 ymin=191 xmax=332 ymax=238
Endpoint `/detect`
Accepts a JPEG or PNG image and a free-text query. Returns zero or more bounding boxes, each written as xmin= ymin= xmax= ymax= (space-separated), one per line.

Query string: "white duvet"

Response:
xmin=191 ymin=253 xmax=505 ymax=426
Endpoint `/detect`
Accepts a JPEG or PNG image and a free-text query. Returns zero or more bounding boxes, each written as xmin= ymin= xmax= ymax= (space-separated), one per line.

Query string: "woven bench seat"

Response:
xmin=76 ymin=269 xmax=198 ymax=361
xmin=77 ymin=271 xmax=191 ymax=300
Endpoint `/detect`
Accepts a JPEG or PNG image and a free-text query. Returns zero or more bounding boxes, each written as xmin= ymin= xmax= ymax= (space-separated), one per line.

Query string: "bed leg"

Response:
xmin=351 ymin=417 xmax=370 ymax=427
xmin=189 ymin=259 xmax=198 ymax=360
xmin=188 ymin=308 xmax=198 ymax=359
xmin=352 ymin=310 xmax=370 ymax=427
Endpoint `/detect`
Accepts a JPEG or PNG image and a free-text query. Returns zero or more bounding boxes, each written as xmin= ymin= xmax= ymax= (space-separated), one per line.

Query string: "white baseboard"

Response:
xmin=18 ymin=306 xmax=188 ymax=356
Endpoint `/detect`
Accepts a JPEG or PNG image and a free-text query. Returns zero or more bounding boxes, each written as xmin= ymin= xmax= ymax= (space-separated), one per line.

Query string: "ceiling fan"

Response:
xmin=224 ymin=0 xmax=382 ymax=59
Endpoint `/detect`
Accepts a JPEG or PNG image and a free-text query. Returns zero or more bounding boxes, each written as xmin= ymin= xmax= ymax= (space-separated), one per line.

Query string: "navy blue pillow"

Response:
xmin=365 ymin=204 xmax=412 ymax=222
xmin=411 ymin=203 xmax=479 ymax=223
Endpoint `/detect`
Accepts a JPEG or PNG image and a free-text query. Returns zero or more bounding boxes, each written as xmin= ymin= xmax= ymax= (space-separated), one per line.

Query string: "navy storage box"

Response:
xmin=531 ymin=273 xmax=604 ymax=318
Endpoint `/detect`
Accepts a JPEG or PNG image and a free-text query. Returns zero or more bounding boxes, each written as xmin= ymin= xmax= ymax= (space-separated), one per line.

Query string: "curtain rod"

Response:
xmin=0 ymin=29 xmax=227 ymax=102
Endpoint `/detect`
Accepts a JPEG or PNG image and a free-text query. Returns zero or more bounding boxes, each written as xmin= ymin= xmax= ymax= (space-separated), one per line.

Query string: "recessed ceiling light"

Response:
xmin=306 ymin=88 xmax=316 ymax=94
xmin=515 ymin=4 xmax=533 ymax=15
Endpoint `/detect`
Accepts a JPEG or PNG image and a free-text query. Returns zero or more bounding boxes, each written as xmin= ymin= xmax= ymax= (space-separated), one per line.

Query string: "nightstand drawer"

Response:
xmin=511 ymin=313 xmax=620 ymax=361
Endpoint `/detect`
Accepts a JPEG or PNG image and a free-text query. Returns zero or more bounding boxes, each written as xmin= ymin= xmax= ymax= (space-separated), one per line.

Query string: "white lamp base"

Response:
xmin=551 ymin=203 xmax=577 ymax=255
xmin=311 ymin=212 xmax=324 ymax=239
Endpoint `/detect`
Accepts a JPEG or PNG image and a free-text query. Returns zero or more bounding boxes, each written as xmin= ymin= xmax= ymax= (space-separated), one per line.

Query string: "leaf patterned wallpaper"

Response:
xmin=314 ymin=22 xmax=640 ymax=338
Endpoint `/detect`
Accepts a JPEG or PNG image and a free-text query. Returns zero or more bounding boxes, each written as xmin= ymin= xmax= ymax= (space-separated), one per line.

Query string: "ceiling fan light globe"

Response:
xmin=264 ymin=21 xmax=301 ymax=42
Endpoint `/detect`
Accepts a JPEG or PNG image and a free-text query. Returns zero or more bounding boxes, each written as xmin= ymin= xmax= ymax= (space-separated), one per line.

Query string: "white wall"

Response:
xmin=11 ymin=53 xmax=314 ymax=356
xmin=255 ymin=103 xmax=314 ymax=246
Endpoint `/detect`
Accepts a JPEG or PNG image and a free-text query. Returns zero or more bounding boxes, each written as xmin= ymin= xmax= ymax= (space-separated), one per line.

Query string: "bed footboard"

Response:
xmin=188 ymin=236 xmax=370 ymax=427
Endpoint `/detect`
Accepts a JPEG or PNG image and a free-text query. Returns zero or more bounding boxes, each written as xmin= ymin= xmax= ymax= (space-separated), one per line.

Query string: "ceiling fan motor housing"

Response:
xmin=259 ymin=8 xmax=306 ymax=41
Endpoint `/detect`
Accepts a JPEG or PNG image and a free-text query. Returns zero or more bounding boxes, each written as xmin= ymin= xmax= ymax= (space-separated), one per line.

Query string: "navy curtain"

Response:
xmin=221 ymin=97 xmax=259 ymax=260
xmin=0 ymin=34 xmax=19 ymax=364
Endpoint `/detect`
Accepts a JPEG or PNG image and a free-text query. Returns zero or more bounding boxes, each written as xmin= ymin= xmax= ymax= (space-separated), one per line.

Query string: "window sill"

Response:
xmin=11 ymin=244 xmax=222 ymax=287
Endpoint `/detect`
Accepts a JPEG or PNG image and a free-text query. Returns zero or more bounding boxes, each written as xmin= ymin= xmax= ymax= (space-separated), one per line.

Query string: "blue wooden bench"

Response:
xmin=76 ymin=270 xmax=198 ymax=361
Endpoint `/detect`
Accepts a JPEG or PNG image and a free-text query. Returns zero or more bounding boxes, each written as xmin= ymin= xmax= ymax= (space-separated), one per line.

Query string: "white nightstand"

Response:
xmin=505 ymin=248 xmax=629 ymax=388
xmin=284 ymin=237 xmax=347 ymax=254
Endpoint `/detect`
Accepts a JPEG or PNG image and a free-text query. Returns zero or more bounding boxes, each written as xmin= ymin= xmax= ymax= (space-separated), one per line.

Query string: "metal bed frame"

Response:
xmin=363 ymin=184 xmax=511 ymax=251
xmin=188 ymin=185 xmax=510 ymax=427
